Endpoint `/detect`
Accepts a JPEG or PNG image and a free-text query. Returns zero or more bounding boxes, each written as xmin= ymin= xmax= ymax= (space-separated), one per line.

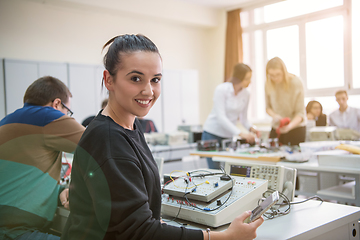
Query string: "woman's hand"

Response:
xmin=307 ymin=112 xmax=315 ymax=120
xmin=250 ymin=127 xmax=261 ymax=138
xmin=224 ymin=210 xmax=264 ymax=240
xmin=279 ymin=115 xmax=303 ymax=134
xmin=59 ymin=188 xmax=70 ymax=210
xmin=239 ymin=132 xmax=255 ymax=144
xmin=272 ymin=114 xmax=283 ymax=124
xmin=278 ymin=124 xmax=292 ymax=134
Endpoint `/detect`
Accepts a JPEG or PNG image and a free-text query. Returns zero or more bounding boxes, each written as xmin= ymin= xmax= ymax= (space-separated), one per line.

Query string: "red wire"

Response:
xmin=161 ymin=177 xmax=178 ymax=194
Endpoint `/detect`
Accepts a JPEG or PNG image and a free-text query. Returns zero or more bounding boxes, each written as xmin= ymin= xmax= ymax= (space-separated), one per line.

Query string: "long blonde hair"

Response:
xmin=265 ymin=57 xmax=292 ymax=91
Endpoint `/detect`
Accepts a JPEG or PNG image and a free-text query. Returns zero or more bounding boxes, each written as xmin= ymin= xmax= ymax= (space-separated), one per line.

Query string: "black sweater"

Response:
xmin=315 ymin=114 xmax=327 ymax=126
xmin=61 ymin=113 xmax=203 ymax=240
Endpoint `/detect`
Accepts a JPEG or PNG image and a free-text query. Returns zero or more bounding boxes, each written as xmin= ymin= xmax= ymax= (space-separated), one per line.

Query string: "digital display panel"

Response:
xmin=230 ymin=165 xmax=251 ymax=177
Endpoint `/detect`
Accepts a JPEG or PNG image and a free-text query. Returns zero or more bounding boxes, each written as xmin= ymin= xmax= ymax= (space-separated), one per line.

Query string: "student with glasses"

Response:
xmin=61 ymin=101 xmax=74 ymax=117
xmin=265 ymin=57 xmax=306 ymax=146
xmin=0 ymin=76 xmax=85 ymax=240
xmin=306 ymin=100 xmax=327 ymax=126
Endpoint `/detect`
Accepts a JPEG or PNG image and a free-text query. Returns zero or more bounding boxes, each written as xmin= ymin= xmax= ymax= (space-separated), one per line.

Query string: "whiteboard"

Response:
xmin=161 ymin=69 xmax=199 ymax=133
xmin=39 ymin=62 xmax=68 ymax=86
xmin=4 ymin=59 xmax=38 ymax=114
xmin=2 ymin=59 xmax=200 ymax=133
xmin=162 ymin=69 xmax=182 ymax=133
xmin=4 ymin=59 xmax=69 ymax=115
xmin=68 ymin=64 xmax=98 ymax=124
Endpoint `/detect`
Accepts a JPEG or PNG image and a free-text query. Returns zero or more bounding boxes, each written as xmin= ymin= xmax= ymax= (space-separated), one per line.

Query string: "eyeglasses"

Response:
xmin=61 ymin=102 xmax=74 ymax=117
xmin=268 ymin=73 xmax=283 ymax=79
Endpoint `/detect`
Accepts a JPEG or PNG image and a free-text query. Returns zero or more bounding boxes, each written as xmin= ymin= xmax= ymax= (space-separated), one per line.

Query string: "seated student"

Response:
xmin=82 ymin=98 xmax=108 ymax=127
xmin=0 ymin=76 xmax=85 ymax=240
xmin=329 ymin=90 xmax=360 ymax=132
xmin=306 ymin=100 xmax=327 ymax=126
xmin=137 ymin=117 xmax=158 ymax=133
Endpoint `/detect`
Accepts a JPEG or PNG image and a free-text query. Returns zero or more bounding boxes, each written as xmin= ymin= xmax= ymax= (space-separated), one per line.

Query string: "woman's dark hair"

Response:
xmin=102 ymin=34 xmax=160 ymax=77
xmin=306 ymin=100 xmax=323 ymax=114
xmin=23 ymin=76 xmax=72 ymax=106
xmin=231 ymin=63 xmax=252 ymax=83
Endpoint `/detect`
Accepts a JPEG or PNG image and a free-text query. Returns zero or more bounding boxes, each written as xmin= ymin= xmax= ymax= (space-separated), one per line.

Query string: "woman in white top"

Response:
xmin=202 ymin=63 xmax=259 ymax=169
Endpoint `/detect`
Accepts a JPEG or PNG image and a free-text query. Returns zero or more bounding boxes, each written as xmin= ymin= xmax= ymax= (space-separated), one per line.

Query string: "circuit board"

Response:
xmin=161 ymin=170 xmax=268 ymax=227
xmin=163 ymin=174 xmax=233 ymax=202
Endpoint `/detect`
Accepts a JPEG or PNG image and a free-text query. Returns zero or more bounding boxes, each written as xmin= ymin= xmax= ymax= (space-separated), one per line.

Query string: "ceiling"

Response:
xmin=176 ymin=0 xmax=254 ymax=9
xmin=175 ymin=0 xmax=284 ymax=10
xmin=25 ymin=0 xmax=285 ymax=28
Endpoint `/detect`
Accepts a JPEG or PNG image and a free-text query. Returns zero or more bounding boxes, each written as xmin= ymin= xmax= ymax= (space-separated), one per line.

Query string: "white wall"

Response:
xmin=41 ymin=0 xmax=220 ymax=28
xmin=200 ymin=11 xmax=227 ymax=123
xmin=0 ymin=0 xmax=226 ymax=124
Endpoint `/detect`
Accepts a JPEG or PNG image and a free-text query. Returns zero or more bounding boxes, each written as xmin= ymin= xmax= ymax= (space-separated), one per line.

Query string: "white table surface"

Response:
xmin=164 ymin=199 xmax=360 ymax=240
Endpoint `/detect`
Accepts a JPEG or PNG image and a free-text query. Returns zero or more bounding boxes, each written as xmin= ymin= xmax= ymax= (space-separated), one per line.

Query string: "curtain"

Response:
xmin=224 ymin=9 xmax=243 ymax=81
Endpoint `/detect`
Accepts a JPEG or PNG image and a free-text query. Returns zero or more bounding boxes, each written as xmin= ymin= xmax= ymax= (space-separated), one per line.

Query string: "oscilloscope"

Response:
xmin=224 ymin=162 xmax=297 ymax=202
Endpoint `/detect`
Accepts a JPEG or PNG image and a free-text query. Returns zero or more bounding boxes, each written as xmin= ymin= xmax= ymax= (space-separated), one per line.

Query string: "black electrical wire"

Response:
xmin=189 ymin=172 xmax=226 ymax=178
xmin=288 ymin=195 xmax=323 ymax=205
xmin=163 ymin=168 xmax=235 ymax=225
xmin=259 ymin=188 xmax=292 ymax=220
xmin=184 ymin=171 xmax=234 ymax=212
xmin=161 ymin=177 xmax=179 ymax=194
xmin=188 ymin=169 xmax=214 ymax=174
xmin=162 ymin=181 xmax=190 ymax=224
xmin=258 ymin=189 xmax=324 ymax=220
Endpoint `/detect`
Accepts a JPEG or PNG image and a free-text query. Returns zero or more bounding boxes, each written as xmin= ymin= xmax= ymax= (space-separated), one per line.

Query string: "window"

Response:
xmin=241 ymin=0 xmax=360 ymax=122
xmin=267 ymin=25 xmax=300 ymax=76
xmin=352 ymin=0 xmax=360 ymax=89
xmin=240 ymin=11 xmax=250 ymax=28
xmin=242 ymin=32 xmax=250 ymax=64
xmin=263 ymin=0 xmax=343 ymax=23
xmin=305 ymin=16 xmax=344 ymax=89
xmin=254 ymin=30 xmax=265 ymax=120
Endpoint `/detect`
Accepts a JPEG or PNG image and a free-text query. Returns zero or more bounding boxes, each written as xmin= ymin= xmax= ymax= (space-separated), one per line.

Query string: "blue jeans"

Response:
xmin=201 ymin=131 xmax=226 ymax=169
xmin=15 ymin=231 xmax=60 ymax=240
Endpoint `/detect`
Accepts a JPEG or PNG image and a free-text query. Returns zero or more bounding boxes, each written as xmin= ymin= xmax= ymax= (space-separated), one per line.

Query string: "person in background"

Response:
xmin=137 ymin=117 xmax=158 ymax=133
xmin=61 ymin=34 xmax=263 ymax=240
xmin=202 ymin=63 xmax=260 ymax=169
xmin=329 ymin=90 xmax=360 ymax=132
xmin=306 ymin=100 xmax=327 ymax=126
xmin=265 ymin=57 xmax=306 ymax=146
xmin=81 ymin=98 xmax=108 ymax=127
xmin=0 ymin=76 xmax=85 ymax=240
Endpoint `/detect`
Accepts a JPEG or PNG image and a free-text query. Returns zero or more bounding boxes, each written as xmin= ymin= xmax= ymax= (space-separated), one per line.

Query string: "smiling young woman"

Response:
xmin=61 ymin=34 xmax=263 ymax=240
xmin=102 ymin=51 xmax=162 ymax=130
